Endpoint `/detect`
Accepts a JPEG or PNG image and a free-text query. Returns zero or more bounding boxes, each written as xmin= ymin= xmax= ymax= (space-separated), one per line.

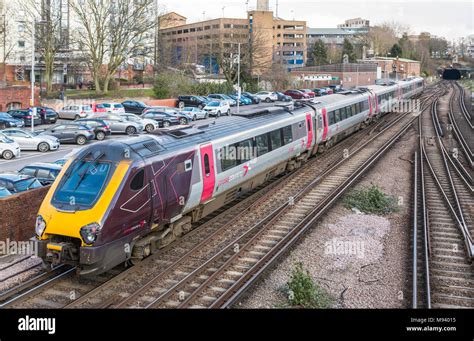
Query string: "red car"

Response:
xmin=92 ymin=103 xmax=108 ymax=113
xmin=284 ymin=89 xmax=310 ymax=100
xmin=299 ymin=89 xmax=316 ymax=98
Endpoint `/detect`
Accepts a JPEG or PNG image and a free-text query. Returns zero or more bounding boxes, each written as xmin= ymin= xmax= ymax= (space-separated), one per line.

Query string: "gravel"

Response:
xmin=238 ymin=126 xmax=417 ymax=309
xmin=0 ymin=255 xmax=43 ymax=293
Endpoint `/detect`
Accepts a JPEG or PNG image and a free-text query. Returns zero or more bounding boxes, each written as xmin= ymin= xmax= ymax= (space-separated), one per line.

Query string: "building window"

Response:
xmin=224 ymin=24 xmax=231 ymax=28
xmin=18 ymin=40 xmax=25 ymax=48
xmin=212 ymin=24 xmax=220 ymax=29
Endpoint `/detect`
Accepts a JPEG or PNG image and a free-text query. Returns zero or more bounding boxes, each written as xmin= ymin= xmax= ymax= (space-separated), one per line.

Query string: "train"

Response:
xmin=33 ymin=77 xmax=425 ymax=275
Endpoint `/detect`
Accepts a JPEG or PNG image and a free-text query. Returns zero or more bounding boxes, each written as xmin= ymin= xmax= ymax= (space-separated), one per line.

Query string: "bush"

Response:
xmin=343 ymin=185 xmax=398 ymax=215
xmin=283 ymin=262 xmax=332 ymax=308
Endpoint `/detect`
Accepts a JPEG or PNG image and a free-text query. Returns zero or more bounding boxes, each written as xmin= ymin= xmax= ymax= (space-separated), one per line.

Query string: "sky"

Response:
xmin=158 ymin=0 xmax=473 ymax=41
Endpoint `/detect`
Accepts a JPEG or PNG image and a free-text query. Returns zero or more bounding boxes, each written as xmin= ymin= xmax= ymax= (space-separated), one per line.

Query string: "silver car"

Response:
xmin=93 ymin=114 xmax=143 ymax=135
xmin=118 ymin=114 xmax=159 ymax=133
xmin=58 ymin=104 xmax=93 ymax=120
xmin=1 ymin=128 xmax=60 ymax=152
xmin=180 ymin=107 xmax=209 ymax=120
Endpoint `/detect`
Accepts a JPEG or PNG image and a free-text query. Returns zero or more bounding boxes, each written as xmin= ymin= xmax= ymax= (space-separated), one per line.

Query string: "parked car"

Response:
xmin=143 ymin=106 xmax=178 ymax=115
xmin=0 ymin=132 xmax=21 ymax=160
xmin=179 ymin=107 xmax=209 ymax=121
xmin=141 ymin=111 xmax=181 ymax=128
xmin=229 ymin=94 xmax=252 ymax=105
xmin=208 ymin=94 xmax=236 ymax=107
xmin=118 ymin=113 xmax=159 ymax=133
xmin=0 ymin=187 xmax=12 ymax=199
xmin=122 ymin=100 xmax=148 ymax=114
xmin=1 ymin=128 xmax=60 ymax=152
xmin=7 ymin=109 xmax=41 ymax=127
xmin=203 ymin=101 xmax=231 ymax=117
xmin=101 ymin=103 xmax=126 ymax=114
xmin=221 ymin=94 xmax=238 ymax=106
xmin=58 ymin=104 xmax=93 ymax=120
xmin=92 ymin=103 xmax=108 ymax=113
xmin=35 ymin=107 xmax=58 ymax=124
xmin=93 ymin=114 xmax=143 ymax=135
xmin=0 ymin=112 xmax=25 ymax=128
xmin=284 ymin=89 xmax=310 ymax=100
xmin=75 ymin=119 xmax=112 ymax=140
xmin=299 ymin=89 xmax=316 ymax=98
xmin=39 ymin=124 xmax=95 ymax=145
xmin=0 ymin=173 xmax=42 ymax=194
xmin=254 ymin=91 xmax=278 ymax=103
xmin=312 ymin=88 xmax=325 ymax=96
xmin=19 ymin=163 xmax=63 ymax=186
xmin=178 ymin=95 xmax=209 ymax=109
xmin=242 ymin=92 xmax=261 ymax=104
xmin=323 ymin=87 xmax=334 ymax=95
xmin=275 ymin=92 xmax=292 ymax=102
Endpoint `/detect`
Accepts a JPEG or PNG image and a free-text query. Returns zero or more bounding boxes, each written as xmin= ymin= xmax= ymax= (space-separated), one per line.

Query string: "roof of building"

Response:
xmin=307 ymin=28 xmax=359 ymax=36
xmin=362 ymin=57 xmax=420 ymax=63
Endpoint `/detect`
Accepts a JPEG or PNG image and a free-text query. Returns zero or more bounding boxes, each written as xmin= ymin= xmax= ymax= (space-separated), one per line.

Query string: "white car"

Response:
xmin=58 ymin=104 xmax=93 ymax=120
xmin=255 ymin=91 xmax=278 ymax=103
xmin=0 ymin=132 xmax=21 ymax=160
xmin=1 ymin=129 xmax=60 ymax=152
xmin=102 ymin=103 xmax=126 ymax=114
xmin=203 ymin=101 xmax=231 ymax=117
xmin=118 ymin=113 xmax=159 ymax=133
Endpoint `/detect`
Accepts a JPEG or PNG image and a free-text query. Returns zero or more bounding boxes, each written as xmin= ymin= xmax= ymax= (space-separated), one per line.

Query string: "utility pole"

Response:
xmin=237 ymin=43 xmax=241 ymax=115
xmin=30 ymin=18 xmax=35 ymax=132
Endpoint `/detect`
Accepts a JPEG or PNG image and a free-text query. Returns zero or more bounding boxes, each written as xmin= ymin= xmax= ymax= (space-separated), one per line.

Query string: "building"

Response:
xmin=337 ymin=18 xmax=370 ymax=33
xmin=358 ymin=57 xmax=421 ymax=79
xmin=290 ymin=63 xmax=377 ymax=88
xmin=158 ymin=7 xmax=307 ymax=77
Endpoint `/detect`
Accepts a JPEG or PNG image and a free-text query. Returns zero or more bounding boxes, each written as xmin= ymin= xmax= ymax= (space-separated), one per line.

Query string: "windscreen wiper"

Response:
xmin=73 ymin=152 xmax=105 ymax=191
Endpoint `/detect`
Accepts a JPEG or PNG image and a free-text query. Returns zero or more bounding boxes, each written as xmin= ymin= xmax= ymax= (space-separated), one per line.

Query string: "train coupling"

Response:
xmin=45 ymin=242 xmax=79 ymax=265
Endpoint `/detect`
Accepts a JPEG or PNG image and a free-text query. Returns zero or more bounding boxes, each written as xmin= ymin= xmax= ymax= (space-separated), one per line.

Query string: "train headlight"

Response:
xmin=80 ymin=223 xmax=102 ymax=245
xmin=35 ymin=215 xmax=46 ymax=237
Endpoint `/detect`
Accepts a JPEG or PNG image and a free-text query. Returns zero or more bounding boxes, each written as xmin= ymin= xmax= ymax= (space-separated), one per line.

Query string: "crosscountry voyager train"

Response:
xmin=34 ymin=77 xmax=424 ymax=275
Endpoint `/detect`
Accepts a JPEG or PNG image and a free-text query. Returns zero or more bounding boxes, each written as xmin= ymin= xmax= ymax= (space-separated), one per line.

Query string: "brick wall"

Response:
xmin=0 ymin=86 xmax=40 ymax=111
xmin=0 ymin=187 xmax=50 ymax=247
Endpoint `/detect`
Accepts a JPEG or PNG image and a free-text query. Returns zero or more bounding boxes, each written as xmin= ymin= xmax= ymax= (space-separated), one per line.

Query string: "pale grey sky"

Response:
xmin=159 ymin=0 xmax=473 ymax=41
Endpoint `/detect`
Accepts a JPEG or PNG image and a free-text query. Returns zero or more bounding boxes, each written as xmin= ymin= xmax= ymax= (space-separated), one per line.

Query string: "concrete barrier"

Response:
xmin=0 ymin=186 xmax=50 ymax=247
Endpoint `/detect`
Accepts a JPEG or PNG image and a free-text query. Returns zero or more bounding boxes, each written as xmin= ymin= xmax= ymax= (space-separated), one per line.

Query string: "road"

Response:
xmin=0 ymin=101 xmax=290 ymax=172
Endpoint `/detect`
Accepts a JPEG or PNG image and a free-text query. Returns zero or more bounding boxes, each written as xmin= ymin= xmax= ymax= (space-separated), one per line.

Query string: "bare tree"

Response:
xmin=70 ymin=0 xmax=157 ymax=94
xmin=261 ymin=63 xmax=293 ymax=91
xmin=367 ymin=25 xmax=398 ymax=57
xmin=0 ymin=5 xmax=16 ymax=82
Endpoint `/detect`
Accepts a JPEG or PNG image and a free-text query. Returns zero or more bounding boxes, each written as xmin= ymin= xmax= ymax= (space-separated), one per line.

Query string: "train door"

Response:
xmin=200 ymin=143 xmax=215 ymax=203
xmin=306 ymin=113 xmax=313 ymax=149
xmin=321 ymin=108 xmax=328 ymax=142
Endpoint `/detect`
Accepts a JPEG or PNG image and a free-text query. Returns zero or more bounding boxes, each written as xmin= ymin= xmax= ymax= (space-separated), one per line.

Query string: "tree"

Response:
xmin=390 ymin=44 xmax=402 ymax=58
xmin=367 ymin=25 xmax=398 ymax=56
xmin=308 ymin=39 xmax=328 ymax=66
xmin=342 ymin=38 xmax=356 ymax=62
xmin=0 ymin=5 xmax=16 ymax=82
xmin=261 ymin=63 xmax=293 ymax=91
xmin=70 ymin=0 xmax=157 ymax=94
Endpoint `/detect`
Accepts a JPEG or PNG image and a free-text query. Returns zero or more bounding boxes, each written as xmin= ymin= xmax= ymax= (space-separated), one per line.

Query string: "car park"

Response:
xmin=179 ymin=107 xmax=209 ymax=120
xmin=242 ymin=92 xmax=261 ymax=104
xmin=275 ymin=92 xmax=293 ymax=102
xmin=284 ymin=89 xmax=310 ymax=100
xmin=178 ymin=95 xmax=209 ymax=109
xmin=58 ymin=104 xmax=93 ymax=120
xmin=141 ymin=111 xmax=181 ymax=128
xmin=229 ymin=94 xmax=252 ymax=105
xmin=75 ymin=119 xmax=112 ymax=140
xmin=39 ymin=124 xmax=95 ymax=145
xmin=122 ymin=100 xmax=148 ymax=114
xmin=19 ymin=163 xmax=63 ymax=186
xmin=299 ymin=89 xmax=316 ymax=98
xmin=0 ymin=173 xmax=42 ymax=193
xmin=0 ymin=187 xmax=12 ymax=199
xmin=313 ymin=88 xmax=325 ymax=96
xmin=92 ymin=114 xmax=143 ymax=135
xmin=254 ymin=91 xmax=278 ymax=103
xmin=8 ymin=109 xmax=42 ymax=127
xmin=118 ymin=113 xmax=159 ymax=133
xmin=143 ymin=106 xmax=178 ymax=115
xmin=0 ymin=112 xmax=25 ymax=128
xmin=0 ymin=132 xmax=21 ymax=160
xmin=203 ymin=101 xmax=231 ymax=117
xmin=1 ymin=128 xmax=60 ymax=152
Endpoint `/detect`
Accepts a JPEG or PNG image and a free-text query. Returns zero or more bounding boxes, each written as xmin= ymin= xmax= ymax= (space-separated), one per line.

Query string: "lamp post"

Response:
xmin=237 ymin=43 xmax=241 ymax=115
xmin=30 ymin=18 xmax=47 ymax=132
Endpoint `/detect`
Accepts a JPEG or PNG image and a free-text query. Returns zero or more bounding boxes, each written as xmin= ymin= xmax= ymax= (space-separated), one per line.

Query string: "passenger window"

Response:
xmin=221 ymin=145 xmax=237 ymax=171
xmin=328 ymin=112 xmax=335 ymax=125
xmin=269 ymin=129 xmax=282 ymax=150
xmin=37 ymin=169 xmax=50 ymax=179
xmin=335 ymin=109 xmax=341 ymax=123
xmin=236 ymin=139 xmax=253 ymax=163
xmin=130 ymin=169 xmax=145 ymax=191
xmin=204 ymin=154 xmax=211 ymax=176
xmin=352 ymin=104 xmax=357 ymax=116
xmin=21 ymin=168 xmax=36 ymax=176
xmin=282 ymin=126 xmax=293 ymax=145
xmin=256 ymin=134 xmax=269 ymax=157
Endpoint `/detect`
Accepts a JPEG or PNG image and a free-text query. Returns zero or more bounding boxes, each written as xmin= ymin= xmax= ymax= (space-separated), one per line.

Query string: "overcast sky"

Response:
xmin=159 ymin=0 xmax=473 ymax=41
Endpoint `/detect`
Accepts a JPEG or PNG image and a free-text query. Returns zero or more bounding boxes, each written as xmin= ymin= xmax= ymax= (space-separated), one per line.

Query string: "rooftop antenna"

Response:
xmin=222 ymin=6 xmax=225 ymax=17
xmin=276 ymin=0 xmax=279 ymax=17
xmin=245 ymin=0 xmax=249 ymax=12
xmin=202 ymin=11 xmax=206 ymax=20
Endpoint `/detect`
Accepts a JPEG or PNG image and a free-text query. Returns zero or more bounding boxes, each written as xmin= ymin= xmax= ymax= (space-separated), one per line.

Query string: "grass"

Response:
xmin=44 ymin=88 xmax=156 ymax=100
xmin=343 ymin=184 xmax=398 ymax=215
xmin=281 ymin=262 xmax=333 ymax=309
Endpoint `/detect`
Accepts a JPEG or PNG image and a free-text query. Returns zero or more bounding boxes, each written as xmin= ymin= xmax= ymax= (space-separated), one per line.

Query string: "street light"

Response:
xmin=29 ymin=18 xmax=47 ymax=132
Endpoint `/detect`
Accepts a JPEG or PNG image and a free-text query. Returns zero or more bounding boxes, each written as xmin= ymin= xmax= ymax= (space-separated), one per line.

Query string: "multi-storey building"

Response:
xmin=158 ymin=6 xmax=307 ymax=77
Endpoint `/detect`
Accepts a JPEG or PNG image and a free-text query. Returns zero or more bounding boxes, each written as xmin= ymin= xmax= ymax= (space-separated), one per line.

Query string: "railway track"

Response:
xmin=4 ymin=87 xmax=438 ymax=309
xmin=413 ymin=82 xmax=474 ymax=309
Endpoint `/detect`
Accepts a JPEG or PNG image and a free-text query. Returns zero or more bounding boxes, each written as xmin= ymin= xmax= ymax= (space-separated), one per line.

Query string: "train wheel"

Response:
xmin=129 ymin=243 xmax=152 ymax=265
